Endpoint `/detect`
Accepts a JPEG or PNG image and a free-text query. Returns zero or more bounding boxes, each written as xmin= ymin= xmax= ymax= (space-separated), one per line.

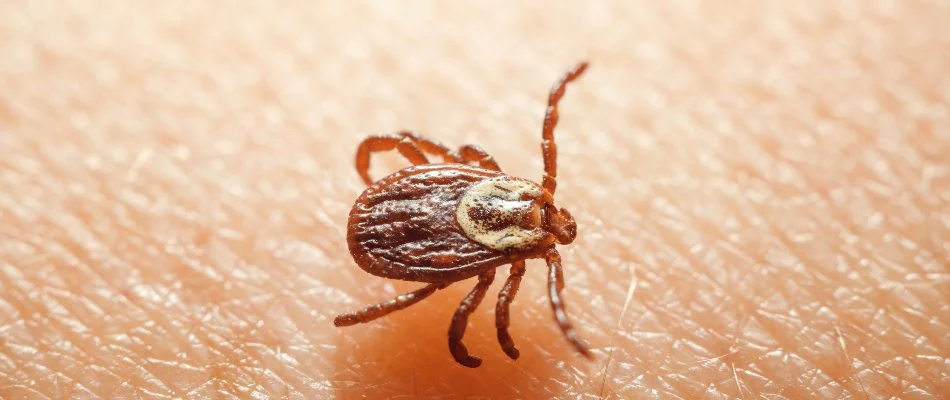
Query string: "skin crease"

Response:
xmin=1 ymin=1 xmax=949 ymax=399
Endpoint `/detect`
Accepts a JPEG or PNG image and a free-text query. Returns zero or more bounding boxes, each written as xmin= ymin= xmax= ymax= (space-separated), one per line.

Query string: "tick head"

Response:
xmin=535 ymin=184 xmax=576 ymax=245
xmin=456 ymin=176 xmax=579 ymax=250
xmin=544 ymin=205 xmax=577 ymax=245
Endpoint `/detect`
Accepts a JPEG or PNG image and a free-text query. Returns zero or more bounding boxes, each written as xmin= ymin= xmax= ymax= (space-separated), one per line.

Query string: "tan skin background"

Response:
xmin=2 ymin=1 xmax=949 ymax=399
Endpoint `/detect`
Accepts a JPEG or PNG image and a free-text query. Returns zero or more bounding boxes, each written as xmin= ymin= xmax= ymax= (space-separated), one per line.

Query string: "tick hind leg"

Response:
xmin=495 ymin=261 xmax=526 ymax=359
xmin=398 ymin=131 xmax=462 ymax=164
xmin=448 ymin=269 xmax=496 ymax=368
xmin=355 ymin=134 xmax=429 ymax=185
xmin=334 ymin=282 xmax=447 ymax=327
xmin=458 ymin=144 xmax=501 ymax=171
xmin=355 ymin=132 xmax=463 ymax=185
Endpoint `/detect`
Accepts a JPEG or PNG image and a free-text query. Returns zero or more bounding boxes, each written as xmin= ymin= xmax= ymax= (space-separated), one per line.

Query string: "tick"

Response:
xmin=334 ymin=62 xmax=592 ymax=368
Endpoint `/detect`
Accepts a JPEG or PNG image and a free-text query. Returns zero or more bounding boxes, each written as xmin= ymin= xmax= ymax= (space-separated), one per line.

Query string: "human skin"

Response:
xmin=1 ymin=1 xmax=949 ymax=398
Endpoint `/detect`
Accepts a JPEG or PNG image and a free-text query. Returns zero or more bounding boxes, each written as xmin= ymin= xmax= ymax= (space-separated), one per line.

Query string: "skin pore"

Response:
xmin=2 ymin=1 xmax=948 ymax=398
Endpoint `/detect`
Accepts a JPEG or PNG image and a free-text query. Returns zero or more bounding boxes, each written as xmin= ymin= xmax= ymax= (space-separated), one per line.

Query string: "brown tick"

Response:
xmin=334 ymin=62 xmax=592 ymax=368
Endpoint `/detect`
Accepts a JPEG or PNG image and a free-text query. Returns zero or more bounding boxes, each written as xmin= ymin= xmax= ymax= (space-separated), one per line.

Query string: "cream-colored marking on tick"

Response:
xmin=456 ymin=177 xmax=547 ymax=250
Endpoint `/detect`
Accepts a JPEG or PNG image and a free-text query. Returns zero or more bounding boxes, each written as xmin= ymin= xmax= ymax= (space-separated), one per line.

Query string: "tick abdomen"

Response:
xmin=348 ymin=164 xmax=522 ymax=283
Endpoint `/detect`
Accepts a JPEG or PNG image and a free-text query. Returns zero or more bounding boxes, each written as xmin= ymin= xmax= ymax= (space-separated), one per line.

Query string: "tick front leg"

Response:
xmin=458 ymin=144 xmax=501 ymax=171
xmin=545 ymin=248 xmax=594 ymax=359
xmin=495 ymin=261 xmax=526 ymax=359
xmin=448 ymin=269 xmax=496 ymax=368
xmin=355 ymin=134 xmax=430 ymax=185
xmin=334 ymin=282 xmax=447 ymax=327
xmin=540 ymin=62 xmax=588 ymax=195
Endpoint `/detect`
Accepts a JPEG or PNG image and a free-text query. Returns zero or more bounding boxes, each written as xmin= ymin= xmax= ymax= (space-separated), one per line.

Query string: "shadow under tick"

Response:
xmin=330 ymin=280 xmax=576 ymax=398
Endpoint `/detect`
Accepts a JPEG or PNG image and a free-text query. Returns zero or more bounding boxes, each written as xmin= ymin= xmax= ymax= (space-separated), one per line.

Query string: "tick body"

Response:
xmin=334 ymin=62 xmax=592 ymax=368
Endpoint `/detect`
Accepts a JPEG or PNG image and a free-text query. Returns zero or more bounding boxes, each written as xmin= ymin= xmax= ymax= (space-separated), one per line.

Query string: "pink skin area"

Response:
xmin=2 ymin=2 xmax=948 ymax=398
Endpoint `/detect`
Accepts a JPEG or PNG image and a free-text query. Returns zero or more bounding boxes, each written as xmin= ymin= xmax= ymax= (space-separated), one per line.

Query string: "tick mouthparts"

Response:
xmin=545 ymin=205 xmax=577 ymax=245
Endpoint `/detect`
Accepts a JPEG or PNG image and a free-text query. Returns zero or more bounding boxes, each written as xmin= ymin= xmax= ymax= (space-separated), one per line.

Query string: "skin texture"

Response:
xmin=1 ymin=1 xmax=949 ymax=398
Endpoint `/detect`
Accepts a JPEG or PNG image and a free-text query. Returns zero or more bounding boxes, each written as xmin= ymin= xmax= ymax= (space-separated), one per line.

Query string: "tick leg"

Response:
xmin=334 ymin=283 xmax=447 ymax=327
xmin=397 ymin=131 xmax=462 ymax=164
xmin=448 ymin=269 xmax=496 ymax=368
xmin=458 ymin=144 xmax=501 ymax=171
xmin=540 ymin=62 xmax=588 ymax=195
xmin=495 ymin=260 xmax=526 ymax=359
xmin=355 ymin=134 xmax=429 ymax=185
xmin=545 ymin=248 xmax=594 ymax=359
